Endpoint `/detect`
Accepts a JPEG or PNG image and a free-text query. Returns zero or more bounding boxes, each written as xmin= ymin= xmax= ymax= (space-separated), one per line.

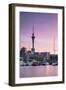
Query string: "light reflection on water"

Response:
xmin=20 ymin=65 xmax=58 ymax=78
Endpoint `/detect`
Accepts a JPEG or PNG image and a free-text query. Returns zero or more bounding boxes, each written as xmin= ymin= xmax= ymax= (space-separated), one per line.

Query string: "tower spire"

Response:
xmin=33 ymin=24 xmax=34 ymax=34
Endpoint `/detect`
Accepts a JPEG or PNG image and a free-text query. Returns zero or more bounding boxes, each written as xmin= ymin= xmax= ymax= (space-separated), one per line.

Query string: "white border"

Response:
xmin=15 ymin=6 xmax=63 ymax=84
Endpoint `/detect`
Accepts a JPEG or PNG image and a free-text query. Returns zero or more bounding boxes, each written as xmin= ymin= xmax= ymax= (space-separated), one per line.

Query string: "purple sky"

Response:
xmin=20 ymin=12 xmax=58 ymax=54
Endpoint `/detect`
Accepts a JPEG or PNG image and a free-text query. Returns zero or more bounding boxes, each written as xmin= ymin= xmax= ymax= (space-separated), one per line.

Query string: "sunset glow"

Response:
xmin=20 ymin=12 xmax=58 ymax=54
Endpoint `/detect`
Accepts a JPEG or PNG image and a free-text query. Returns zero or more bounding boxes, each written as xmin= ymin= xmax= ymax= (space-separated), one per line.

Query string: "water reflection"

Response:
xmin=20 ymin=65 xmax=58 ymax=78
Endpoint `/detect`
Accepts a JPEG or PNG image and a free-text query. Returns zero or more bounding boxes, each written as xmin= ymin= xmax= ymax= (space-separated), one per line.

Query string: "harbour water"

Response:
xmin=20 ymin=65 xmax=58 ymax=78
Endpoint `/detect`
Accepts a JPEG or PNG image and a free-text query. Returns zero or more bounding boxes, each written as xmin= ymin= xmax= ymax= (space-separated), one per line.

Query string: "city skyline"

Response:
xmin=20 ymin=12 xmax=58 ymax=54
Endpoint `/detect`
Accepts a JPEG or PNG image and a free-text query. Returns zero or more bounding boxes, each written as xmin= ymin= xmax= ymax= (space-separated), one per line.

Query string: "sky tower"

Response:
xmin=31 ymin=25 xmax=35 ymax=54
